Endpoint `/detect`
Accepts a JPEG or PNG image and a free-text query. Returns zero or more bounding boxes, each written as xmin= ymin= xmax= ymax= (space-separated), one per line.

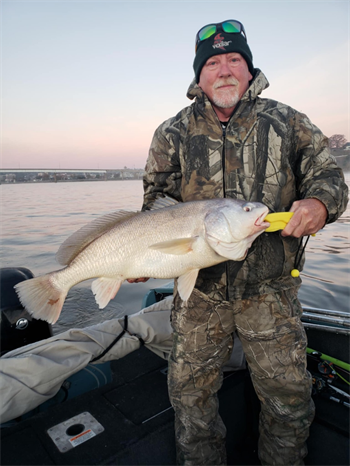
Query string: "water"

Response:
xmin=1 ymin=179 xmax=349 ymax=335
xmin=0 ymin=180 xmax=169 ymax=334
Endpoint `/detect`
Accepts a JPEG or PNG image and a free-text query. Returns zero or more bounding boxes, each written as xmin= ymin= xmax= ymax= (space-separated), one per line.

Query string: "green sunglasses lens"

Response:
xmin=196 ymin=20 xmax=246 ymax=51
xmin=222 ymin=21 xmax=241 ymax=33
xmin=198 ymin=25 xmax=217 ymax=41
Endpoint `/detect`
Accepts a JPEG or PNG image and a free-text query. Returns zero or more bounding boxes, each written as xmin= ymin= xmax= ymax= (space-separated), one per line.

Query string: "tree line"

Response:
xmin=328 ymin=134 xmax=348 ymax=149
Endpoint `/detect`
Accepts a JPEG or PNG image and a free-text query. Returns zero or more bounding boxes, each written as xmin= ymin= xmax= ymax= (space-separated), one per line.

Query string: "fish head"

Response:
xmin=204 ymin=200 xmax=269 ymax=261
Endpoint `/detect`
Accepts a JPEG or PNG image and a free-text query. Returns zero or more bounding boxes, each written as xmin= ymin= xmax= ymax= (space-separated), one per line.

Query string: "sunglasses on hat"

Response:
xmin=195 ymin=20 xmax=247 ymax=52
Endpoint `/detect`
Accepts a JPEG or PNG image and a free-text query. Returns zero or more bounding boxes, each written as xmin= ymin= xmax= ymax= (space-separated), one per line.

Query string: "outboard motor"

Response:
xmin=0 ymin=267 xmax=52 ymax=356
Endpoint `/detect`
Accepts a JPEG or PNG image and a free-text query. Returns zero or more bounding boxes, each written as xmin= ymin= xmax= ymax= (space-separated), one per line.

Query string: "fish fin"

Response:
xmin=56 ymin=210 xmax=139 ymax=266
xmin=177 ymin=269 xmax=199 ymax=302
xmin=149 ymin=237 xmax=197 ymax=255
xmin=14 ymin=273 xmax=67 ymax=324
xmin=150 ymin=196 xmax=180 ymax=210
xmin=91 ymin=277 xmax=123 ymax=309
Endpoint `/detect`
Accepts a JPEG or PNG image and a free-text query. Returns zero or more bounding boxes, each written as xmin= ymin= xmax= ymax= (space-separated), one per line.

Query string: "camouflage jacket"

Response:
xmin=143 ymin=70 xmax=348 ymax=300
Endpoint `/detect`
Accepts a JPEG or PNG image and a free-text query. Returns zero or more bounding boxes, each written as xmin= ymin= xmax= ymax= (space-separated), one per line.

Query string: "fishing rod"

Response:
xmin=302 ymin=312 xmax=350 ymax=328
xmin=307 ymin=348 xmax=350 ymax=397
xmin=321 ymin=392 xmax=350 ymax=408
xmin=311 ymin=373 xmax=350 ymax=408
xmin=311 ymin=373 xmax=349 ymax=398
xmin=302 ymin=307 xmax=350 ymax=334
xmin=303 ymin=307 xmax=350 ymax=319
xmin=307 ymin=347 xmax=350 ymax=410
xmin=306 ymin=347 xmax=350 ymax=373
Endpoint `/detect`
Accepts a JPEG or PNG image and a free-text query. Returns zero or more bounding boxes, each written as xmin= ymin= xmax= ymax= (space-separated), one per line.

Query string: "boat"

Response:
xmin=0 ymin=267 xmax=349 ymax=465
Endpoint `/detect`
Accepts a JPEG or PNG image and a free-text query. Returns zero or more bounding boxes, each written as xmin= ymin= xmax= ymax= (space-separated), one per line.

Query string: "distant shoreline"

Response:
xmin=1 ymin=154 xmax=349 ymax=185
xmin=0 ymin=178 xmax=143 ymax=185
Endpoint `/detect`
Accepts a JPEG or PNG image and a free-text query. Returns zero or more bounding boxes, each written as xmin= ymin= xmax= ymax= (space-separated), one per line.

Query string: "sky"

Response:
xmin=1 ymin=0 xmax=349 ymax=170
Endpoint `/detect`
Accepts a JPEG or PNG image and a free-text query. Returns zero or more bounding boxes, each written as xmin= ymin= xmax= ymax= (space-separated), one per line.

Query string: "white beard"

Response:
xmin=211 ymin=78 xmax=240 ymax=109
xmin=212 ymin=90 xmax=240 ymax=109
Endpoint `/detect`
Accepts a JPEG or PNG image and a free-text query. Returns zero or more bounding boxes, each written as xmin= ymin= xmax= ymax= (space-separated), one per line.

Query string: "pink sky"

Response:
xmin=2 ymin=1 xmax=348 ymax=170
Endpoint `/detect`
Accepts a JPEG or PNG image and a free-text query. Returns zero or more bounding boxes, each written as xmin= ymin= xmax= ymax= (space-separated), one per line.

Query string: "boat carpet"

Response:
xmin=1 ymin=346 xmax=349 ymax=466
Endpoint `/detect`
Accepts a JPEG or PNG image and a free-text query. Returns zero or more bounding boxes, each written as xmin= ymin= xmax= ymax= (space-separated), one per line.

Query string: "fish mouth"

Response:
xmin=255 ymin=210 xmax=270 ymax=228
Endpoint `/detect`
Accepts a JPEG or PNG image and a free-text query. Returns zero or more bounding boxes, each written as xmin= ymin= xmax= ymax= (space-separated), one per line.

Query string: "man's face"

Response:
xmin=198 ymin=52 xmax=253 ymax=112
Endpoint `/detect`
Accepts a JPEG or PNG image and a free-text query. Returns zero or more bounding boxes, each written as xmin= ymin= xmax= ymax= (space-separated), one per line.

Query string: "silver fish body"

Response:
xmin=15 ymin=198 xmax=269 ymax=323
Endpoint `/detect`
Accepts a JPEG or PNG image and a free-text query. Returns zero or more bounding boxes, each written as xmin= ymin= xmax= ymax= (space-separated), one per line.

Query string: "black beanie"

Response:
xmin=193 ymin=31 xmax=254 ymax=83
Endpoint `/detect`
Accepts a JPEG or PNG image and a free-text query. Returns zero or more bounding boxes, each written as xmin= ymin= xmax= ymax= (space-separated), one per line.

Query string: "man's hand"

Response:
xmin=126 ymin=278 xmax=150 ymax=283
xmin=281 ymin=199 xmax=328 ymax=238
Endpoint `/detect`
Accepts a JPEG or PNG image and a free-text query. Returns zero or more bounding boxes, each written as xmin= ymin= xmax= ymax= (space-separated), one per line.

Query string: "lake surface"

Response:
xmin=1 ymin=179 xmax=349 ymax=335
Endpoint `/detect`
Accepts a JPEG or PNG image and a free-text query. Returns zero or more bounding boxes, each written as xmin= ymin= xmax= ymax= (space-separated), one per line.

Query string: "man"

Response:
xmin=138 ymin=20 xmax=348 ymax=465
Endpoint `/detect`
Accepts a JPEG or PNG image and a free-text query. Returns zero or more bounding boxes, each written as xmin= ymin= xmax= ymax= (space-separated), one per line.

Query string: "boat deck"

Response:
xmin=1 ymin=333 xmax=349 ymax=466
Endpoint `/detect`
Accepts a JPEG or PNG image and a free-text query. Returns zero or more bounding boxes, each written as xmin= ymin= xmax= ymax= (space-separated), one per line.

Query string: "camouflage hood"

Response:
xmin=185 ymin=69 xmax=270 ymax=104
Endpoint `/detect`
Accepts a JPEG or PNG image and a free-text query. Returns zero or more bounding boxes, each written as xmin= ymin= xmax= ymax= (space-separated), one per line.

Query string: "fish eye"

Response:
xmin=243 ymin=204 xmax=252 ymax=212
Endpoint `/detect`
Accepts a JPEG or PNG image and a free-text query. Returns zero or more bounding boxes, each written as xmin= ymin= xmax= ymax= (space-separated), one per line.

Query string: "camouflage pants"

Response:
xmin=168 ymin=287 xmax=315 ymax=465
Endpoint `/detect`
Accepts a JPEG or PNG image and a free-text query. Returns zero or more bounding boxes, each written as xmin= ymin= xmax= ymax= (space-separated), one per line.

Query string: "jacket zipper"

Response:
xmin=220 ymin=100 xmax=241 ymax=198
xmin=220 ymin=124 xmax=230 ymax=300
xmin=216 ymin=103 xmax=242 ymax=301
xmin=221 ymin=124 xmax=226 ymax=198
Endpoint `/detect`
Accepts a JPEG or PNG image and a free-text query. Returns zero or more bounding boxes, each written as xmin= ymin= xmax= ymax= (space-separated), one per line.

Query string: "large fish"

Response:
xmin=15 ymin=198 xmax=269 ymax=324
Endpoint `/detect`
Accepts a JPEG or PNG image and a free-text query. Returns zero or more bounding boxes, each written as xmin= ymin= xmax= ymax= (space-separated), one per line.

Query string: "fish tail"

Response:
xmin=14 ymin=272 xmax=68 ymax=324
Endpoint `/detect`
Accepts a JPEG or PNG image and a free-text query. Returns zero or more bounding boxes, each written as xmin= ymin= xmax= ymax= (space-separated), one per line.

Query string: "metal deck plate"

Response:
xmin=47 ymin=412 xmax=104 ymax=453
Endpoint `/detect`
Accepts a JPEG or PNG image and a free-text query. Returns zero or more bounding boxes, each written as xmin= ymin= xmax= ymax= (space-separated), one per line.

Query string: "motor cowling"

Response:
xmin=0 ymin=267 xmax=52 ymax=356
